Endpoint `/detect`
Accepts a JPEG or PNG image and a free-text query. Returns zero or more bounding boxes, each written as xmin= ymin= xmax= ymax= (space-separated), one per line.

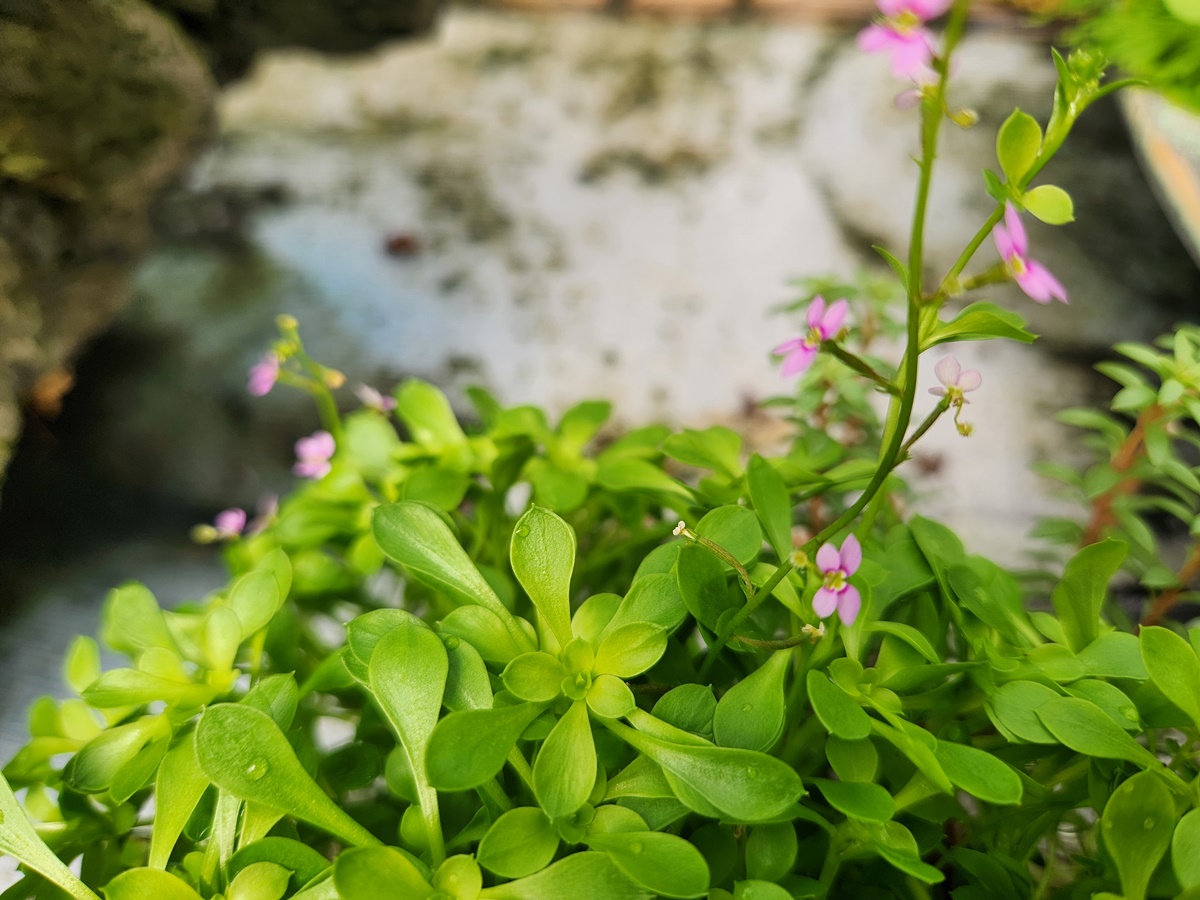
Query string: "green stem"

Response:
xmin=697 ymin=561 xmax=796 ymax=681
xmin=416 ymin=781 xmax=446 ymax=867
xmin=478 ymin=777 xmax=514 ymax=813
xmin=937 ymin=204 xmax=1004 ymax=300
xmin=506 ymin=747 xmax=535 ymax=792
xmin=679 ymin=528 xmax=755 ymax=599
xmin=823 ymin=343 xmax=900 ymax=395
xmin=900 ymin=398 xmax=952 ymax=458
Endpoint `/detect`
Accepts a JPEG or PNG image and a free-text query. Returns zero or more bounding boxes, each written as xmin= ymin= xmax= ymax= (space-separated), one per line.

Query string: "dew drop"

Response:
xmin=443 ymin=635 xmax=461 ymax=650
xmin=246 ymin=758 xmax=270 ymax=780
xmin=1144 ymin=817 xmax=1156 ymax=830
xmin=746 ymin=766 xmax=759 ymax=779
xmin=515 ymin=525 xmax=530 ymax=538
xmin=629 ymin=841 xmax=643 ymax=854
xmin=742 ymin=703 xmax=753 ymax=713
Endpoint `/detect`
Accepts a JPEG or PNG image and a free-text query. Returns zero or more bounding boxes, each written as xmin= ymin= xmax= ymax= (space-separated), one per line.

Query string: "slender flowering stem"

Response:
xmin=937 ymin=204 xmax=1005 ymax=301
xmin=900 ymin=396 xmax=952 ymax=457
xmin=802 ymin=0 xmax=969 ymax=558
xmin=823 ymin=342 xmax=901 ymax=395
xmin=698 ymin=559 xmax=799 ymax=681
xmin=675 ymin=523 xmax=755 ymax=599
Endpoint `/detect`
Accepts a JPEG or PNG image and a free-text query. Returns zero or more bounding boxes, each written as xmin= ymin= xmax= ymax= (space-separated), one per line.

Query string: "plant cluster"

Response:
xmin=2 ymin=3 xmax=1199 ymax=899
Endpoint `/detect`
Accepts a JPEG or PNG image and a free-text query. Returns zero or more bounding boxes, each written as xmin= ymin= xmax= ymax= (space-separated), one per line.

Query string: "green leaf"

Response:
xmin=1022 ymin=184 xmax=1074 ymax=224
xmin=996 ymin=109 xmax=1043 ymax=184
xmin=478 ymin=807 xmax=558 ymax=878
xmin=866 ymin=622 xmax=938 ymax=664
xmin=227 ymin=838 xmax=331 ymax=889
xmin=64 ymin=636 xmax=100 ymax=695
xmin=747 ymin=455 xmax=793 ymax=562
xmin=195 ymin=704 xmax=379 ymax=847
xmin=934 ymin=741 xmax=1022 ymax=805
xmin=0 ymin=771 xmax=101 ymax=900
xmin=334 ymin=846 xmax=434 ymax=900
xmin=427 ymin=703 xmax=545 ymax=791
xmin=587 ymin=674 xmax=636 ymax=720
xmin=1174 ymin=810 xmax=1200 ymax=889
xmin=824 ymin=737 xmax=877 ymax=783
xmin=1035 ymin=697 xmax=1162 ymax=770
xmin=812 ymin=778 xmax=895 ymax=822
xmin=713 ymin=651 xmax=788 ymax=752
xmin=242 ymin=674 xmax=300 ymax=731
xmin=1077 ymin=632 xmax=1148 ymax=680
xmin=872 ymin=245 xmax=909 ymax=289
xmin=1100 ymin=771 xmax=1176 ymax=900
xmin=226 ymin=567 xmax=284 ymax=639
xmin=63 ymin=717 xmax=162 ymax=793
xmin=534 ymin=700 xmax=596 ymax=819
xmin=806 ymin=671 xmax=870 ymax=741
xmin=604 ymin=574 xmax=688 ymax=636
xmin=584 ymin=831 xmax=710 ymax=898
xmin=1066 ymin=680 xmax=1141 ymax=732
xmin=675 ymin=543 xmax=738 ymax=632
xmin=1140 ymin=626 xmax=1200 ymax=730
xmin=653 ymin=685 xmax=717 ymax=738
xmin=611 ymin=720 xmax=804 ymax=822
xmin=921 ymin=302 xmax=1036 ymax=351
xmin=441 ymin=607 xmax=530 ymax=666
xmin=594 ymin=624 xmax=667 ymax=678
xmin=695 ymin=506 xmax=763 ymax=568
xmin=744 ymin=823 xmax=797 ymax=883
xmin=663 ymin=427 xmax=743 ymax=478
xmin=1051 ymin=539 xmax=1126 ymax=652
xmin=103 ymin=869 xmax=203 ymax=900
xmin=596 ymin=458 xmax=695 ymax=505
xmin=101 ymin=583 xmax=177 ymax=659
xmin=81 ymin=668 xmax=213 ymax=709
xmin=511 ymin=506 xmax=576 ymax=648
xmin=504 ymin=652 xmax=567 ymax=703
xmin=148 ymin=736 xmax=210 ymax=869
xmin=478 ymin=852 xmax=652 ymax=900
xmin=226 ymin=862 xmax=291 ymax=900
xmin=395 ymin=379 xmax=467 ymax=450
xmin=870 ymin=821 xmax=945 ymax=884
xmin=344 ymin=609 xmax=424 ymax=683
xmin=373 ymin=501 xmax=532 ymax=651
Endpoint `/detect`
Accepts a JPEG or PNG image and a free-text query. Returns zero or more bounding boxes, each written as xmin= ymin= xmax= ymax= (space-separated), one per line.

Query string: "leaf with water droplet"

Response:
xmin=584 ymin=831 xmax=709 ymax=898
xmin=713 ymin=651 xmax=788 ymax=752
xmin=1100 ymin=770 xmax=1175 ymax=900
xmin=476 ymin=851 xmax=651 ymax=900
xmin=195 ymin=703 xmax=379 ymax=848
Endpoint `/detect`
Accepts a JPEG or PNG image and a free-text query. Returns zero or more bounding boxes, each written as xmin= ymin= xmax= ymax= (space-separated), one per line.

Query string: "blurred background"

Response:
xmin=1 ymin=0 xmax=1199 ymax=754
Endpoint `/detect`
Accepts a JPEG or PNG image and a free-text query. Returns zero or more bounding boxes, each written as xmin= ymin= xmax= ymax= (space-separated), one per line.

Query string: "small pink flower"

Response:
xmin=857 ymin=0 xmax=949 ymax=81
xmin=248 ymin=352 xmax=280 ymax=397
xmin=213 ymin=508 xmax=247 ymax=540
xmin=929 ymin=355 xmax=982 ymax=404
xmin=813 ymin=534 xmax=863 ymax=626
xmin=774 ymin=296 xmax=849 ymax=378
xmin=294 ymin=430 xmax=335 ymax=479
xmin=354 ymin=383 xmax=397 ymax=413
xmin=993 ymin=204 xmax=1068 ymax=305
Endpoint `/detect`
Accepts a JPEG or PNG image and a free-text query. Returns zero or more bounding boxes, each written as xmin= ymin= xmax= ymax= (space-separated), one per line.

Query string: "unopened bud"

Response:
xmin=323 ymin=369 xmax=346 ymax=389
xmin=956 ymin=421 xmax=974 ymax=437
xmin=790 ymin=550 xmax=808 ymax=568
xmin=275 ymin=313 xmax=299 ymax=331
xmin=949 ymin=107 xmax=979 ymax=129
xmin=191 ymin=524 xmax=219 ymax=544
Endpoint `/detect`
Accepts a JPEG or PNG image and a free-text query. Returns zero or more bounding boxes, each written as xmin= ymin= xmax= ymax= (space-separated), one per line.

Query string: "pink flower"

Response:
xmin=857 ymin=0 xmax=950 ymax=81
xmin=929 ymin=355 xmax=981 ymax=403
xmin=354 ymin=383 xmax=397 ymax=413
xmin=774 ymin=296 xmax=849 ymax=378
xmin=813 ymin=534 xmax=862 ymax=625
xmin=294 ymin=430 xmax=335 ymax=479
xmin=248 ymin=352 xmax=280 ymax=397
xmin=993 ymin=204 xmax=1068 ymax=305
xmin=213 ymin=508 xmax=247 ymax=539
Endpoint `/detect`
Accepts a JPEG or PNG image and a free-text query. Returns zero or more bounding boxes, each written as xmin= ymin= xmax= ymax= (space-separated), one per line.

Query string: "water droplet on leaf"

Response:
xmin=746 ymin=766 xmax=758 ymax=779
xmin=443 ymin=635 xmax=461 ymax=650
xmin=1144 ymin=817 xmax=1156 ymax=830
xmin=246 ymin=758 xmax=270 ymax=780
xmin=742 ymin=703 xmax=753 ymax=712
xmin=515 ymin=525 xmax=530 ymax=538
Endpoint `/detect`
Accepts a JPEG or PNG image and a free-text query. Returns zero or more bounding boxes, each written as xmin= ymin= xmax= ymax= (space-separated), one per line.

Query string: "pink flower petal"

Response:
xmin=1003 ymin=204 xmax=1028 ymax=258
xmin=818 ymin=299 xmax=849 ymax=340
xmin=857 ymin=23 xmax=898 ymax=53
xmin=813 ymin=587 xmax=839 ymax=619
xmin=805 ymin=295 xmax=827 ymax=330
xmin=934 ymin=355 xmax=961 ymax=388
xmin=780 ymin=344 xmax=818 ymax=377
xmin=837 ymin=585 xmax=862 ymax=625
xmin=247 ymin=353 xmax=279 ymax=397
xmin=214 ymin=508 xmax=246 ymax=537
xmin=889 ymin=31 xmax=935 ymax=80
xmin=839 ymin=534 xmax=862 ymax=575
xmin=774 ymin=337 xmax=808 ymax=355
xmin=929 ymin=386 xmax=947 ymax=397
xmin=877 ymin=0 xmax=908 ymax=15
xmin=1018 ymin=260 xmax=1068 ymax=305
xmin=957 ymin=368 xmax=983 ymax=392
xmin=992 ymin=223 xmax=1016 ymax=264
xmin=815 ymin=542 xmax=840 ymax=574
xmin=293 ymin=460 xmax=332 ymax=480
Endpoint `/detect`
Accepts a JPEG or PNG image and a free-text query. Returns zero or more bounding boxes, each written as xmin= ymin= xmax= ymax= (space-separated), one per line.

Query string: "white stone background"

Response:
xmin=2 ymin=6 xmax=1198 ymax=760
